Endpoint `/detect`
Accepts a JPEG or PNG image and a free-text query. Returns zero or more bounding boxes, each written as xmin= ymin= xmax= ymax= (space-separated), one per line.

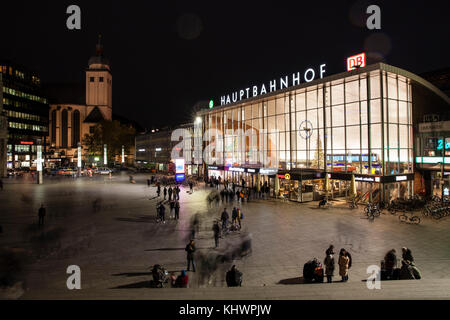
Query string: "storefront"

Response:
xmin=199 ymin=61 xmax=450 ymax=203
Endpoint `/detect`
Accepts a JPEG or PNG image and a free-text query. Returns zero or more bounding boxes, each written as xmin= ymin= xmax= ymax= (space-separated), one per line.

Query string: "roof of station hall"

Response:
xmin=198 ymin=63 xmax=450 ymax=115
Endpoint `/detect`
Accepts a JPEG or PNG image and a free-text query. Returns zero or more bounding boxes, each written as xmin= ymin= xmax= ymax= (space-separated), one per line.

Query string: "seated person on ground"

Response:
xmin=175 ymin=270 xmax=189 ymax=288
xmin=226 ymin=265 xmax=243 ymax=287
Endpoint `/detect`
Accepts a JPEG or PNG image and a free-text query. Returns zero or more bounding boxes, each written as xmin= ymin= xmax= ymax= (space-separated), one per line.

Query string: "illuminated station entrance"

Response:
xmin=200 ymin=62 xmax=450 ymax=203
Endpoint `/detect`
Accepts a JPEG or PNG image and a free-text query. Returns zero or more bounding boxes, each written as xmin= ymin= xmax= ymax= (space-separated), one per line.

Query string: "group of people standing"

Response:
xmin=156 ymin=199 xmax=181 ymax=223
xmin=157 ymin=185 xmax=181 ymax=201
xmin=323 ymin=245 xmax=352 ymax=283
xmin=209 ymin=177 xmax=271 ymax=201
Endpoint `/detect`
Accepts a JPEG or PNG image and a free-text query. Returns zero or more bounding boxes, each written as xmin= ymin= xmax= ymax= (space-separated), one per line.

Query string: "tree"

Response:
xmin=82 ymin=120 xmax=135 ymax=164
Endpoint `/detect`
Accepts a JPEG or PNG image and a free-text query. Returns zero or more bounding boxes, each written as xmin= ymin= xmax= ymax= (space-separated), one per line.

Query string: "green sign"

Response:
xmin=209 ymin=100 xmax=214 ymax=109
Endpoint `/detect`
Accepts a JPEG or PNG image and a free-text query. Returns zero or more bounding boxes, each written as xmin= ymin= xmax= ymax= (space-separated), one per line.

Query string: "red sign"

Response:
xmin=277 ymin=174 xmax=285 ymax=179
xmin=347 ymin=52 xmax=366 ymax=71
xmin=20 ymin=141 xmax=34 ymax=145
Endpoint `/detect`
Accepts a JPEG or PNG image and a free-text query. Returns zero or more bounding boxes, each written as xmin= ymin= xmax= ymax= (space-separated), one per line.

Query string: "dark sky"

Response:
xmin=1 ymin=0 xmax=449 ymax=130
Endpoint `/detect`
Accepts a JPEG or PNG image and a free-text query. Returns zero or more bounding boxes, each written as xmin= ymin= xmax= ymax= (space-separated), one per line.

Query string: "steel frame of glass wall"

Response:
xmin=200 ymin=63 xmax=416 ymax=201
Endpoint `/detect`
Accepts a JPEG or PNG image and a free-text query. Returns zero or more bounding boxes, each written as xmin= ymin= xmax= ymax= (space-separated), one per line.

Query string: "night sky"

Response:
xmin=1 ymin=0 xmax=449 ymax=130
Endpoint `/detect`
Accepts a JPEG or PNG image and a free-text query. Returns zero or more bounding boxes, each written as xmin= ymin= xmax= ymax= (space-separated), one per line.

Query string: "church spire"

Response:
xmin=96 ymin=34 xmax=103 ymax=56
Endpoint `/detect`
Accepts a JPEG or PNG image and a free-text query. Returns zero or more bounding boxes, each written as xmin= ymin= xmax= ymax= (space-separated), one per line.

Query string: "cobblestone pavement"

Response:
xmin=1 ymin=172 xmax=450 ymax=299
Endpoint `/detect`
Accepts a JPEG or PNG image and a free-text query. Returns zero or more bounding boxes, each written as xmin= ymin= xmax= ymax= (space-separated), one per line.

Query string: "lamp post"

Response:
xmin=37 ymin=138 xmax=43 ymax=184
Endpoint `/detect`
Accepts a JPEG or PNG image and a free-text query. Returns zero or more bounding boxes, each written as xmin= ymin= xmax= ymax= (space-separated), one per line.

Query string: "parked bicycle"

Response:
xmin=365 ymin=202 xmax=381 ymax=220
xmin=399 ymin=212 xmax=421 ymax=224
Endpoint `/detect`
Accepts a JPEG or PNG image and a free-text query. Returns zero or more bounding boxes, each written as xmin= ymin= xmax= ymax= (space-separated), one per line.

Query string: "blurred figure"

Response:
xmin=163 ymin=186 xmax=167 ymax=200
xmin=221 ymin=208 xmax=229 ymax=231
xmin=213 ymin=221 xmax=220 ymax=248
xmin=174 ymin=201 xmax=180 ymax=220
xmin=168 ymin=186 xmax=173 ymax=201
xmin=92 ymin=198 xmax=102 ymax=212
xmin=157 ymin=184 xmax=161 ymax=197
xmin=38 ymin=204 xmax=46 ymax=227
xmin=325 ymin=245 xmax=335 ymax=256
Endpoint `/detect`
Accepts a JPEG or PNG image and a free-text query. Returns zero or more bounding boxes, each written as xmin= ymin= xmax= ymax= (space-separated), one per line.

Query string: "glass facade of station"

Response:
xmin=200 ymin=64 xmax=417 ymax=202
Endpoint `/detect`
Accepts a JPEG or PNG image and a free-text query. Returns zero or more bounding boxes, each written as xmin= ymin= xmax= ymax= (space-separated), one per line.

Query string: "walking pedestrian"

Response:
xmin=338 ymin=248 xmax=350 ymax=282
xmin=157 ymin=184 xmax=161 ymax=197
xmin=185 ymin=240 xmax=196 ymax=272
xmin=221 ymin=208 xmax=229 ymax=231
xmin=163 ymin=186 xmax=167 ymax=200
xmin=168 ymin=186 xmax=173 ymax=201
xmin=147 ymin=178 xmax=151 ymax=187
xmin=213 ymin=221 xmax=220 ymax=248
xmin=174 ymin=201 xmax=180 ymax=220
xmin=159 ymin=203 xmax=166 ymax=223
xmin=38 ymin=203 xmax=46 ymax=227
xmin=237 ymin=208 xmax=242 ymax=228
xmin=170 ymin=200 xmax=175 ymax=218
xmin=176 ymin=186 xmax=180 ymax=200
xmin=189 ymin=181 xmax=193 ymax=193
xmin=232 ymin=207 xmax=238 ymax=225
xmin=324 ymin=253 xmax=335 ymax=283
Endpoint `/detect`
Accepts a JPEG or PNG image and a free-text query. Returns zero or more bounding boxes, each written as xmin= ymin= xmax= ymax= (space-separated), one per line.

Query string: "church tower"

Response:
xmin=86 ymin=35 xmax=112 ymax=120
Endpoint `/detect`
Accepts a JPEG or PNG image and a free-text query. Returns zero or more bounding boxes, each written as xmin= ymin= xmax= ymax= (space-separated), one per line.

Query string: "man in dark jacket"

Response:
xmin=38 ymin=204 xmax=46 ymax=226
xmin=221 ymin=208 xmax=229 ymax=231
xmin=159 ymin=204 xmax=166 ymax=223
xmin=168 ymin=187 xmax=173 ymax=201
xmin=185 ymin=240 xmax=196 ymax=272
xmin=163 ymin=187 xmax=167 ymax=200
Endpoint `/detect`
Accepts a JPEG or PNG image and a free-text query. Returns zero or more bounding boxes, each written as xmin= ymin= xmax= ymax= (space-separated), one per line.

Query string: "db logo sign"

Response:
xmin=347 ymin=53 xmax=366 ymax=71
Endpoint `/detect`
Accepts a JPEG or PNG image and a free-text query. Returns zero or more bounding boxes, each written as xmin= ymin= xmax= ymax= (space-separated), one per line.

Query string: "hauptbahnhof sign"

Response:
xmin=220 ymin=64 xmax=327 ymax=106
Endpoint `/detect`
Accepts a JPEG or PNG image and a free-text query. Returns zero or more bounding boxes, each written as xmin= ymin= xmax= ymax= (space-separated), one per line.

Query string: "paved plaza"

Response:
xmin=1 ymin=172 xmax=450 ymax=300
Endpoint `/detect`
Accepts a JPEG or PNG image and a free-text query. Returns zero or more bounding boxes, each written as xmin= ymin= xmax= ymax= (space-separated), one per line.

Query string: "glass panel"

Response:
xmin=276 ymin=97 xmax=285 ymax=114
xmin=345 ymin=81 xmax=359 ymax=103
xmin=268 ymin=99 xmax=275 ymax=116
xmin=399 ymin=101 xmax=408 ymax=124
xmin=399 ymin=125 xmax=409 ymax=149
xmin=389 ymin=124 xmax=398 ymax=149
xmin=388 ymin=75 xmax=398 ymax=100
xmin=361 ymin=125 xmax=368 ymax=149
xmin=268 ymin=116 xmax=276 ymax=132
xmin=398 ymin=78 xmax=407 ymax=101
xmin=346 ymin=102 xmax=360 ymax=126
xmin=346 ymin=125 xmax=360 ymax=149
xmin=296 ymin=92 xmax=305 ymax=111
xmin=332 ymin=105 xmax=345 ymax=127
xmin=307 ymin=109 xmax=318 ymax=128
xmin=332 ymin=127 xmax=345 ymax=149
xmin=360 ymin=78 xmax=367 ymax=100
xmin=370 ymin=99 xmax=381 ymax=123
xmin=306 ymin=90 xmax=317 ymax=109
xmin=360 ymin=101 xmax=368 ymax=124
xmin=371 ymin=124 xmax=382 ymax=149
xmin=245 ymin=105 xmax=252 ymax=120
xmin=325 ymin=107 xmax=331 ymax=128
xmin=370 ymin=73 xmax=380 ymax=99
xmin=276 ymin=114 xmax=285 ymax=132
xmin=296 ymin=112 xmax=306 ymax=131
xmin=388 ymin=99 xmax=398 ymax=123
xmin=331 ymin=84 xmax=344 ymax=105
xmin=297 ymin=133 xmax=307 ymax=150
